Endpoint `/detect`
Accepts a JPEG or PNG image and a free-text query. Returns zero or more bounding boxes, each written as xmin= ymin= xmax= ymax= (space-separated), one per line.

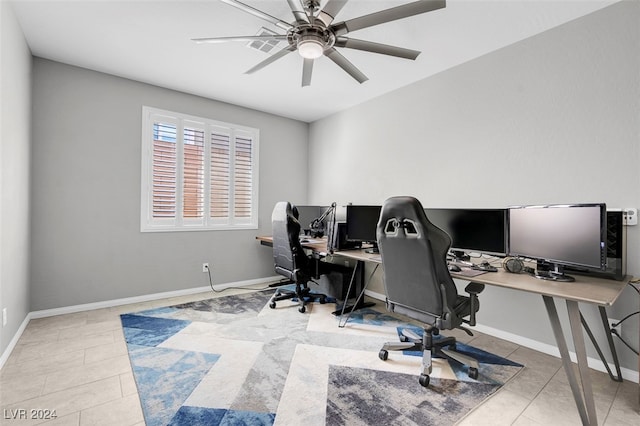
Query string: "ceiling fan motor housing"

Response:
xmin=289 ymin=25 xmax=335 ymax=55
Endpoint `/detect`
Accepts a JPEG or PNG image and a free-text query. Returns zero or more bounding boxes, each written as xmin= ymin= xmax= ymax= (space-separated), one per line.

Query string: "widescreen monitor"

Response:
xmin=424 ymin=208 xmax=509 ymax=258
xmin=509 ymin=203 xmax=607 ymax=282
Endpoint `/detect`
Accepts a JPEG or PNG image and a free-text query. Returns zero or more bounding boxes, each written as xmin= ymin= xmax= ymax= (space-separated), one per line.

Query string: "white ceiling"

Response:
xmin=11 ymin=0 xmax=617 ymax=122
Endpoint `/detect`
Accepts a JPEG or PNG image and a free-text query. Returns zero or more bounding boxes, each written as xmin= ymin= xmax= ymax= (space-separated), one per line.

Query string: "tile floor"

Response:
xmin=1 ymin=286 xmax=638 ymax=425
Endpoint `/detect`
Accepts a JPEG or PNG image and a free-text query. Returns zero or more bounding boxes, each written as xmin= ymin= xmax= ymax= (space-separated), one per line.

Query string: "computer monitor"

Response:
xmin=509 ymin=203 xmax=607 ymax=282
xmin=424 ymin=208 xmax=509 ymax=259
xmin=345 ymin=205 xmax=382 ymax=253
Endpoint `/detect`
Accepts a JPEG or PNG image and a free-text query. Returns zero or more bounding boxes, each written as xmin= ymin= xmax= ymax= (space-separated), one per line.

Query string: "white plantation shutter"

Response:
xmin=234 ymin=134 xmax=253 ymax=219
xmin=210 ymin=131 xmax=230 ymax=220
xmin=141 ymin=107 xmax=259 ymax=231
xmin=183 ymin=125 xmax=205 ymax=221
xmin=152 ymin=123 xmax=177 ymax=219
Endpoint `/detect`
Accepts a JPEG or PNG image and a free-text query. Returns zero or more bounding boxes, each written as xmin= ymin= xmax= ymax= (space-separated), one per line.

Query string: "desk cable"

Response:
xmin=609 ymin=279 xmax=640 ymax=356
xmin=205 ymin=265 xmax=271 ymax=293
xmin=338 ymin=263 xmax=380 ymax=328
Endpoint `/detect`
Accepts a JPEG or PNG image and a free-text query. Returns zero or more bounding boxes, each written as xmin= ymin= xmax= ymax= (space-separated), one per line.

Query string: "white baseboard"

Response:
xmin=29 ymin=276 xmax=281 ymax=319
xmin=473 ymin=323 xmax=639 ymax=383
xmin=0 ymin=276 xmax=280 ymax=369
xmin=364 ymin=289 xmax=639 ymax=384
xmin=0 ymin=314 xmax=31 ymax=370
xmin=364 ymin=289 xmax=386 ymax=301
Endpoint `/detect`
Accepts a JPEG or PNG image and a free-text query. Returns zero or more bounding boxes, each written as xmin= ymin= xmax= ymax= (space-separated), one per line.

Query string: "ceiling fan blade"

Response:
xmin=317 ymin=0 xmax=348 ymax=27
xmin=334 ymin=37 xmax=420 ymax=60
xmin=331 ymin=0 xmax=445 ymax=36
xmin=192 ymin=35 xmax=287 ymax=44
xmin=220 ymin=0 xmax=293 ymax=31
xmin=245 ymin=46 xmax=296 ymax=74
xmin=302 ymin=58 xmax=314 ymax=87
xmin=324 ymin=47 xmax=368 ymax=84
xmin=286 ymin=0 xmax=309 ymax=24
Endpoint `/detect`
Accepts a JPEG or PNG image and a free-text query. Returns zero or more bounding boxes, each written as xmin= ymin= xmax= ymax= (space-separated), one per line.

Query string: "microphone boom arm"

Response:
xmin=309 ymin=202 xmax=336 ymax=237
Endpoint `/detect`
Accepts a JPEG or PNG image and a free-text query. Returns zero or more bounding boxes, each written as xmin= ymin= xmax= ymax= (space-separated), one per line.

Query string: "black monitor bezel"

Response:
xmin=424 ymin=208 xmax=509 ymax=257
xmin=345 ymin=205 xmax=382 ymax=244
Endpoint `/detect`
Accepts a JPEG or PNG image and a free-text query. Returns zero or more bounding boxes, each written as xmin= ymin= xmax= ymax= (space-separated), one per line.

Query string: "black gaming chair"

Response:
xmin=376 ymin=196 xmax=484 ymax=387
xmin=269 ymin=201 xmax=327 ymax=313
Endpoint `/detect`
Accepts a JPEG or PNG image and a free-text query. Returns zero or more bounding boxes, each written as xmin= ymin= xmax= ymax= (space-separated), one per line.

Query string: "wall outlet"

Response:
xmin=2 ymin=308 xmax=7 ymax=327
xmin=607 ymin=317 xmax=621 ymax=333
xmin=622 ymin=208 xmax=637 ymax=225
xmin=202 ymin=263 xmax=210 ymax=273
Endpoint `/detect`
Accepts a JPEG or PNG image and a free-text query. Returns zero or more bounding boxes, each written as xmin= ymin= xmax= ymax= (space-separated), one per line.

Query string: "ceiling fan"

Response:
xmin=192 ymin=0 xmax=446 ymax=86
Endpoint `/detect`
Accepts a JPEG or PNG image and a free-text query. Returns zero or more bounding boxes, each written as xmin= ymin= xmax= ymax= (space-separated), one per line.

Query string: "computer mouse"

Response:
xmin=448 ymin=264 xmax=461 ymax=272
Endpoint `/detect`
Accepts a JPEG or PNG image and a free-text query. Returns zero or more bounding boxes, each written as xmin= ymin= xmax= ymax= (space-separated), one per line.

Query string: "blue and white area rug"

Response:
xmin=120 ymin=290 xmax=523 ymax=425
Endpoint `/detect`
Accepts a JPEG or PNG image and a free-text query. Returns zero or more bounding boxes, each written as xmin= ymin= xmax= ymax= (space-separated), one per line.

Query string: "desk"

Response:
xmin=257 ymin=235 xmax=629 ymax=425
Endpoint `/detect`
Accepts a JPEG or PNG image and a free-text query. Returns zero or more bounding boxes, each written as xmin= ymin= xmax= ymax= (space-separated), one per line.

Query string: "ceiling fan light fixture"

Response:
xmin=297 ymin=38 xmax=324 ymax=59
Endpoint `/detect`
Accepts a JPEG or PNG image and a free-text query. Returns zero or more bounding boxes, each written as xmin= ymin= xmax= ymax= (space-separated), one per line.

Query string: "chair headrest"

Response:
xmin=379 ymin=196 xmax=428 ymax=235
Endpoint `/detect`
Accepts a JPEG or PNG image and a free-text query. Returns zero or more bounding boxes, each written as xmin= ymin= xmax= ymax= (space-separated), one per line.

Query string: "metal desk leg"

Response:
xmin=579 ymin=306 xmax=623 ymax=382
xmin=543 ymin=296 xmax=595 ymax=426
xmin=567 ymin=300 xmax=597 ymax=426
xmin=332 ymin=260 xmax=375 ymax=316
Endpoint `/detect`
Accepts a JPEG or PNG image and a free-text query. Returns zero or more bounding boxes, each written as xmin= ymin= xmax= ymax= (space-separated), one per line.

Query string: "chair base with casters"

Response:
xmin=378 ymin=326 xmax=480 ymax=387
xmin=268 ymin=282 xmax=327 ymax=313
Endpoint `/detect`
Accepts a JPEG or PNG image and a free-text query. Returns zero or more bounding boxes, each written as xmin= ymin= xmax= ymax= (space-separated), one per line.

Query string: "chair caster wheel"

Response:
xmin=419 ymin=374 xmax=430 ymax=387
xmin=269 ymin=302 xmax=276 ymax=309
xmin=468 ymin=367 xmax=479 ymax=380
xmin=298 ymin=306 xmax=306 ymax=313
xmin=399 ymin=335 xmax=408 ymax=342
xmin=378 ymin=350 xmax=388 ymax=361
xmin=319 ymin=298 xmax=326 ymax=304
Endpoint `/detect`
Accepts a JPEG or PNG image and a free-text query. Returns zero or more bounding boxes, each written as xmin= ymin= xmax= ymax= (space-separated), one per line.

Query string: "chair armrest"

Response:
xmin=465 ymin=282 xmax=485 ymax=295
xmin=464 ymin=282 xmax=485 ymax=327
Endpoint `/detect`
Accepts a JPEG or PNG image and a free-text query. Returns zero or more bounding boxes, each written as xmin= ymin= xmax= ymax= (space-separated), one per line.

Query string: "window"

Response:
xmin=141 ymin=107 xmax=259 ymax=231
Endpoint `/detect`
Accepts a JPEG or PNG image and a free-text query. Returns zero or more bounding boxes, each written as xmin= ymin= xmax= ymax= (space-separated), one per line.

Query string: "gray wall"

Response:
xmin=0 ymin=2 xmax=32 ymax=355
xmin=308 ymin=1 xmax=640 ymax=372
xmin=30 ymin=59 xmax=308 ymax=311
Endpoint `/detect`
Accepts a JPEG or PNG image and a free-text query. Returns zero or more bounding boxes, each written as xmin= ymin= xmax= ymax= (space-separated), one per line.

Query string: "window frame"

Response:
xmin=140 ymin=106 xmax=259 ymax=232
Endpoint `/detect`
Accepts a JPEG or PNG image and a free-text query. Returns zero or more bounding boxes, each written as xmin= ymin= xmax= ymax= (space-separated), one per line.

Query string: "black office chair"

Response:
xmin=269 ymin=201 xmax=327 ymax=313
xmin=376 ymin=196 xmax=485 ymax=387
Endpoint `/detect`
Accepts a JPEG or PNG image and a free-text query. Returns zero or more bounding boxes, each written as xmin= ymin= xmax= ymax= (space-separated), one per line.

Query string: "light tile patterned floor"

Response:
xmin=1 ymin=286 xmax=638 ymax=425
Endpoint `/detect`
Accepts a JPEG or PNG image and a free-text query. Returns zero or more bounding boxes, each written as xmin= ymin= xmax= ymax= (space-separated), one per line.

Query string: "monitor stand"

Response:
xmin=535 ymin=262 xmax=575 ymax=282
xmin=364 ymin=243 xmax=379 ymax=254
xmin=450 ymin=250 xmax=470 ymax=262
xmin=448 ymin=250 xmax=473 ymax=267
